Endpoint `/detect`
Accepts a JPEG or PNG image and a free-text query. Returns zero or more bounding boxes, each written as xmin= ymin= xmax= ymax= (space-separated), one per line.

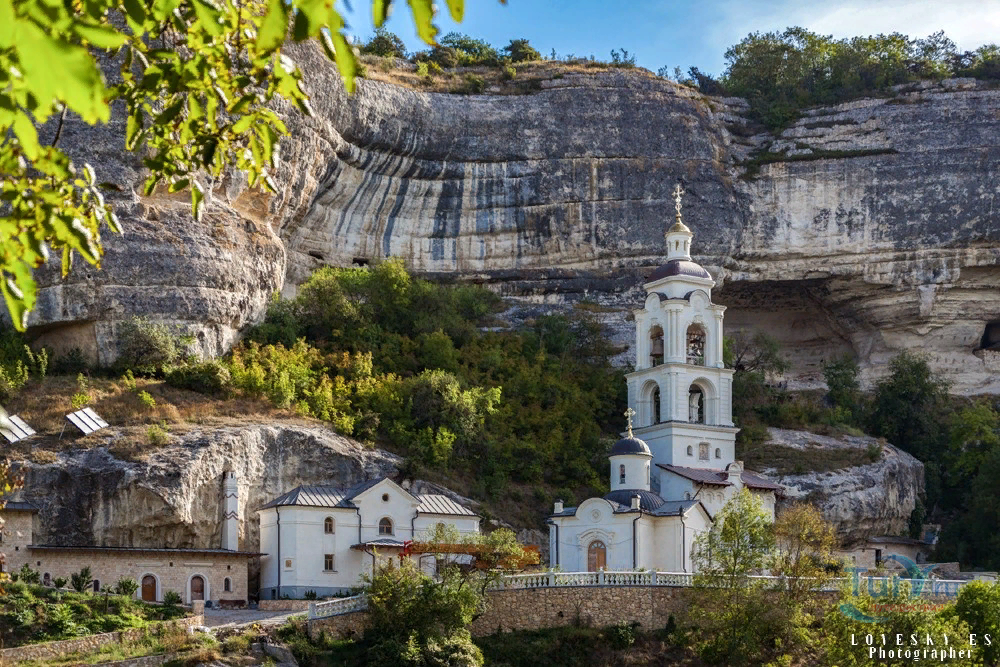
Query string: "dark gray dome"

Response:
xmin=610 ymin=436 xmax=651 ymax=456
xmin=604 ymin=489 xmax=665 ymax=511
xmin=648 ymin=259 xmax=712 ymax=282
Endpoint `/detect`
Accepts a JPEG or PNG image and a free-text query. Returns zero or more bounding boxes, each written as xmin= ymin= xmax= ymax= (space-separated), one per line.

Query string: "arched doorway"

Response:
xmin=190 ymin=575 xmax=205 ymax=602
xmin=141 ymin=575 xmax=157 ymax=601
xmin=587 ymin=540 xmax=607 ymax=572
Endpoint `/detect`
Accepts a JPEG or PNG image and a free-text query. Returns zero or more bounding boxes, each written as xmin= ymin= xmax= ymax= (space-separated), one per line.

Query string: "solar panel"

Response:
xmin=0 ymin=414 xmax=36 ymax=443
xmin=65 ymin=408 xmax=108 ymax=435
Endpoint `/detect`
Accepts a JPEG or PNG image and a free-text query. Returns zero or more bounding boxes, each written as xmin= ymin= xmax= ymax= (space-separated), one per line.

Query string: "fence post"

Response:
xmin=548 ymin=571 xmax=554 ymax=588
xmin=652 ymin=571 xmax=657 ymax=586
xmin=598 ymin=569 xmax=605 ymax=585
xmin=308 ymin=602 xmax=316 ymax=619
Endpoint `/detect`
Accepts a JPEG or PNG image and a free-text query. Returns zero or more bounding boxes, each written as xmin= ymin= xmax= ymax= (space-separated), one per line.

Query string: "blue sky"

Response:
xmin=342 ymin=0 xmax=1000 ymax=76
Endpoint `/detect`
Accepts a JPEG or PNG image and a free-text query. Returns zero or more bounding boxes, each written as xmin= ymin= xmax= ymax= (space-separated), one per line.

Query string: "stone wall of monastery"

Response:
xmin=12 ymin=549 xmax=248 ymax=604
xmin=309 ymin=585 xmax=692 ymax=639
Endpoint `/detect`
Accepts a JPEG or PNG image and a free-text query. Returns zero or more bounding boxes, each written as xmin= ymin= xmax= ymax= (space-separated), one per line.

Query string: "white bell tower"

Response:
xmin=624 ymin=185 xmax=738 ymax=478
xmin=221 ymin=470 xmax=240 ymax=551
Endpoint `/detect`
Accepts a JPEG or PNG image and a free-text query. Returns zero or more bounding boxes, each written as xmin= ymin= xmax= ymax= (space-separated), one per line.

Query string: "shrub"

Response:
xmin=147 ymin=421 xmax=170 ymax=446
xmin=223 ymin=633 xmax=252 ymax=654
xmin=303 ymin=590 xmax=317 ymax=600
xmin=121 ymin=369 xmax=137 ymax=391
xmin=163 ymin=590 xmax=182 ymax=606
xmin=115 ymin=577 xmax=139 ymax=597
xmin=610 ymin=48 xmax=636 ymax=68
xmin=428 ymin=61 xmax=443 ymax=75
xmin=17 ymin=564 xmax=40 ymax=584
xmin=607 ymin=621 xmax=638 ymax=649
xmin=53 ymin=577 xmax=68 ymax=589
xmin=416 ymin=61 xmax=430 ymax=78
xmin=165 ymin=361 xmax=232 ymax=396
xmin=51 ymin=347 xmax=89 ymax=375
xmin=429 ymin=46 xmax=460 ymax=68
xmin=501 ymin=65 xmax=516 ymax=81
xmin=138 ymin=390 xmax=156 ymax=409
xmin=361 ymin=27 xmax=406 ymax=59
xmin=440 ymin=32 xmax=500 ymax=66
xmin=823 ymin=355 xmax=861 ymax=416
xmin=454 ymin=74 xmax=486 ymax=95
xmin=503 ymin=38 xmax=540 ymax=63
xmin=70 ymin=567 xmax=94 ymax=593
xmin=116 ymin=316 xmax=191 ymax=375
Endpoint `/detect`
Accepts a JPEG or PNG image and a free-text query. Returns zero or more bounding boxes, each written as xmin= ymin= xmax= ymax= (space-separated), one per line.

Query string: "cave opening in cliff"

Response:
xmin=980 ymin=321 xmax=1000 ymax=350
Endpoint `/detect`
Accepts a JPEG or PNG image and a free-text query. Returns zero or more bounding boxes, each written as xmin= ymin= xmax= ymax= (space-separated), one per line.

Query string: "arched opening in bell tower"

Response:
xmin=652 ymin=386 xmax=661 ymax=424
xmin=688 ymin=386 xmax=705 ymax=424
xmin=649 ymin=325 xmax=664 ymax=366
xmin=686 ymin=324 xmax=706 ymax=366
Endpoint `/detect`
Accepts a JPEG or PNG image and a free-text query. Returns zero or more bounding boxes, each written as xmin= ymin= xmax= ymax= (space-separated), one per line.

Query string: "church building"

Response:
xmin=548 ymin=186 xmax=782 ymax=573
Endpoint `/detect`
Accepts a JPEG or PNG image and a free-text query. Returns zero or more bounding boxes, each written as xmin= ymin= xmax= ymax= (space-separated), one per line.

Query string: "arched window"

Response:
xmin=324 ymin=517 xmax=335 ymax=534
xmin=686 ymin=324 xmax=706 ymax=366
xmin=224 ymin=577 xmax=232 ymax=593
xmin=699 ymin=443 xmax=709 ymax=461
xmin=652 ymin=386 xmax=661 ymax=424
xmin=43 ymin=572 xmax=51 ymax=586
xmin=686 ymin=445 xmax=693 ymax=457
xmin=688 ymin=386 xmax=705 ymax=423
xmin=619 ymin=464 xmax=626 ymax=485
xmin=379 ymin=518 xmax=394 ymax=536
xmin=715 ymin=448 xmax=721 ymax=459
xmin=587 ymin=541 xmax=607 ymax=572
xmin=649 ymin=326 xmax=664 ymax=366
xmin=646 ymin=463 xmax=650 ymax=486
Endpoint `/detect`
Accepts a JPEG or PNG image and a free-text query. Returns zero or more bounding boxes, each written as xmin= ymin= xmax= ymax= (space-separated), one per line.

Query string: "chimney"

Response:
xmin=221 ymin=470 xmax=240 ymax=551
xmin=554 ymin=499 xmax=564 ymax=514
xmin=631 ymin=494 xmax=641 ymax=510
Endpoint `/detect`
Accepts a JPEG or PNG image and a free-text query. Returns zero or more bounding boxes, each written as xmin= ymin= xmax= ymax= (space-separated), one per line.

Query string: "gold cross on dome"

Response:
xmin=624 ymin=407 xmax=636 ymax=438
xmin=673 ymin=183 xmax=685 ymax=217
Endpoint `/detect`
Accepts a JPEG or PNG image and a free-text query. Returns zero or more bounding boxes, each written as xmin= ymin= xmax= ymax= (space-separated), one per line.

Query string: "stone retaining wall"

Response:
xmin=309 ymin=586 xmax=692 ymax=640
xmin=258 ymin=599 xmax=313 ymax=611
xmin=94 ymin=652 xmax=180 ymax=667
xmin=0 ymin=615 xmax=203 ymax=664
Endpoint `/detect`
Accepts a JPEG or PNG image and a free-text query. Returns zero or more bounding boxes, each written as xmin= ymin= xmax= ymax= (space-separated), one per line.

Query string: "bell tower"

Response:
xmin=623 ymin=185 xmax=738 ymax=477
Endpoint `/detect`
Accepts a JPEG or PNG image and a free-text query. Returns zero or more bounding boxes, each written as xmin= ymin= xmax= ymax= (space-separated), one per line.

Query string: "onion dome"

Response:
xmin=648 ymin=259 xmax=712 ymax=282
xmin=610 ymin=435 xmax=651 ymax=456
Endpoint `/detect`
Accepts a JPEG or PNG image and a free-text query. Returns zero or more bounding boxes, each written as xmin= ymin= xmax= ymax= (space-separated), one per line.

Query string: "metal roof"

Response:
xmin=604 ymin=489 xmax=666 ymax=512
xmin=259 ymin=478 xmax=477 ymax=516
xmin=417 ymin=494 xmax=478 ymax=516
xmin=1 ymin=500 xmax=39 ymax=512
xmin=657 ymin=464 xmax=784 ymax=493
xmin=650 ymin=499 xmax=703 ymax=517
xmin=28 ymin=544 xmax=263 ymax=556
xmin=657 ymin=464 xmax=733 ymax=486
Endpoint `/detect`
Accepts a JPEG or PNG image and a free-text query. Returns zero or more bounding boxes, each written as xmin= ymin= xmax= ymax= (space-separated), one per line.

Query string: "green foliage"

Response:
xmin=719 ymin=27 xmax=1000 ymax=130
xmin=137 ymin=390 xmax=157 ymax=409
xmin=165 ymin=360 xmax=232 ymax=396
xmin=232 ymin=261 xmax=624 ymax=503
xmin=0 ymin=327 xmax=48 ymax=400
xmin=70 ymin=567 xmax=93 ymax=593
xmin=52 ymin=577 xmax=68 ymax=589
xmin=440 ymin=32 xmax=500 ymax=66
xmin=823 ymin=586 xmax=980 ymax=666
xmin=121 ymin=369 xmax=137 ymax=392
xmin=303 ymin=589 xmax=318 ymax=600
xmin=116 ymin=316 xmax=191 ymax=375
xmin=501 ymin=65 xmax=517 ymax=81
xmin=416 ymin=61 xmax=431 ymax=78
xmin=51 ymin=347 xmax=91 ymax=375
xmin=361 ymin=27 xmax=407 ymax=59
xmin=364 ymin=558 xmax=484 ymax=666
xmin=146 ymin=421 xmax=170 ymax=445
xmin=955 ymin=581 xmax=1000 ymax=666
xmin=114 ymin=577 xmax=140 ymax=597
xmin=503 ymin=39 xmax=540 ymax=63
xmin=455 ymin=74 xmax=487 ymax=94
xmin=907 ymin=499 xmax=926 ymax=539
xmin=0 ymin=0 xmax=469 ymax=331
xmin=868 ymin=351 xmax=948 ymax=460
xmin=609 ymin=48 xmax=636 ymax=68
xmin=17 ymin=564 xmax=41 ymax=584
xmin=163 ymin=590 xmax=182 ymax=606
xmin=823 ymin=355 xmax=861 ymax=416
xmin=606 ymin=621 xmax=638 ymax=650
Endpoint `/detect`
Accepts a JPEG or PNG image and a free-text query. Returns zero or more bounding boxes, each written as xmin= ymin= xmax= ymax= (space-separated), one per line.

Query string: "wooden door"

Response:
xmin=587 ymin=541 xmax=606 ymax=572
xmin=141 ymin=575 xmax=156 ymax=601
xmin=190 ymin=575 xmax=205 ymax=601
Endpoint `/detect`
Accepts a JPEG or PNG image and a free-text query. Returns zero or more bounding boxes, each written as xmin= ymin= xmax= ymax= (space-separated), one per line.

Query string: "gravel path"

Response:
xmin=202 ymin=608 xmax=306 ymax=629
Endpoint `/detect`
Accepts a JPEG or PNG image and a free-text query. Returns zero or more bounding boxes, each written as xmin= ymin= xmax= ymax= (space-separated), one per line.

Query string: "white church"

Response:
xmin=548 ymin=187 xmax=783 ymax=573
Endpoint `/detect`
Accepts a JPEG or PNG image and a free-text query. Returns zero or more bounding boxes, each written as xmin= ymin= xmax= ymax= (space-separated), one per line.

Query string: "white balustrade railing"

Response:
xmin=309 ymin=594 xmax=368 ymax=619
xmin=307 ymin=572 xmax=971 ymax=619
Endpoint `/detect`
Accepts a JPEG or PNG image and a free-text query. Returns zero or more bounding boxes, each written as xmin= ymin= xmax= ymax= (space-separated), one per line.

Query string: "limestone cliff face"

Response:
xmin=760 ymin=428 xmax=925 ymax=544
xmin=16 ymin=423 xmax=399 ymax=555
xmin=25 ymin=44 xmax=1000 ymax=389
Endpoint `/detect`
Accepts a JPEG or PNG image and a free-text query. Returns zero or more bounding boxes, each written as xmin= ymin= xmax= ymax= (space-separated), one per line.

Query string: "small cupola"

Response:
xmin=609 ymin=408 xmax=653 ymax=492
xmin=665 ymin=184 xmax=693 ymax=261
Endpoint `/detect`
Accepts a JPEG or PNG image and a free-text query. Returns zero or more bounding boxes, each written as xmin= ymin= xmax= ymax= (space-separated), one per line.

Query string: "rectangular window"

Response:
xmin=324 ymin=554 xmax=335 ymax=571
xmin=699 ymin=443 xmax=709 ymax=460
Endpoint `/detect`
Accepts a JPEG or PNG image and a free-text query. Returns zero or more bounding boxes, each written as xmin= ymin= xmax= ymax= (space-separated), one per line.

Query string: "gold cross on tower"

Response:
xmin=673 ymin=183 xmax=685 ymax=220
xmin=624 ymin=407 xmax=636 ymax=438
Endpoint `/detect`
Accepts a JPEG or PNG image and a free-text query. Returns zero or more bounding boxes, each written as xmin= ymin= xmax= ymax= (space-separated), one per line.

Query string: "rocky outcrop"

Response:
xmin=31 ymin=41 xmax=1000 ymax=391
xmin=759 ymin=428 xmax=925 ymax=544
xmin=15 ymin=423 xmax=400 ymax=558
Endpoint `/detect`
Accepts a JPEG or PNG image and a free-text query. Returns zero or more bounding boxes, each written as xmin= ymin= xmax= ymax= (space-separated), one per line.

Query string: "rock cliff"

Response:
xmin=30 ymin=44 xmax=999 ymax=391
xmin=760 ymin=428 xmax=925 ymax=544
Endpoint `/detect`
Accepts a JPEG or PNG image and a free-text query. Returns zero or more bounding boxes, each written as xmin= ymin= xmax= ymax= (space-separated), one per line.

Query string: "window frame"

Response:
xmin=324 ymin=553 xmax=335 ymax=572
xmin=378 ymin=517 xmax=394 ymax=536
xmin=324 ymin=516 xmax=335 ymax=534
